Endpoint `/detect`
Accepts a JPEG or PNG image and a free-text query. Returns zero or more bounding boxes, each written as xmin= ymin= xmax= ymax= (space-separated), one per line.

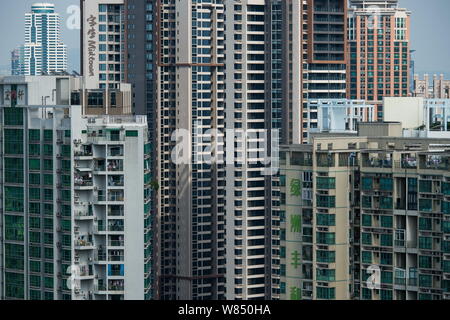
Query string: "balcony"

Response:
xmin=108 ymin=191 xmax=124 ymax=202
xmin=109 ymin=239 xmax=124 ymax=247
xmin=108 ymin=205 xmax=124 ymax=217
xmin=108 ymin=220 xmax=124 ymax=232
xmin=74 ymin=147 xmax=93 ymax=158
xmin=108 ymin=280 xmax=124 ymax=291
xmin=108 ymin=176 xmax=124 ymax=187
xmin=420 ymin=155 xmax=450 ymax=171
xmin=74 ymin=209 xmax=94 ymax=220
xmin=74 ymin=174 xmax=93 ymax=188
xmin=363 ymin=158 xmax=393 ymax=169
xmin=107 ymin=160 xmax=123 ymax=172
xmin=74 ymin=238 xmax=95 ymax=250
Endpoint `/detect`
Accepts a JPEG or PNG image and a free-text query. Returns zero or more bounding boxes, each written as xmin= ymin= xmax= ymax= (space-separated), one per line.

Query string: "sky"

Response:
xmin=0 ymin=0 xmax=449 ymax=78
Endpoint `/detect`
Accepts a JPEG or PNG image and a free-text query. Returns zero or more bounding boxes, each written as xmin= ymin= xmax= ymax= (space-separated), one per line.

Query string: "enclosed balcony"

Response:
xmin=108 ymin=175 xmax=124 ymax=187
xmin=74 ymin=172 xmax=93 ymax=188
xmin=419 ymin=154 xmax=450 ymax=171
xmin=107 ymin=159 xmax=123 ymax=172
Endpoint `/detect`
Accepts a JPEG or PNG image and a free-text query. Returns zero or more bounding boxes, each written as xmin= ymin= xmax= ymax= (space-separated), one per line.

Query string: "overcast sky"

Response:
xmin=0 ymin=0 xmax=449 ymax=78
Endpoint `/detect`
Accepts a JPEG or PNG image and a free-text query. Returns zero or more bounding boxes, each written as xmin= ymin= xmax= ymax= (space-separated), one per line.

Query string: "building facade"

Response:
xmin=81 ymin=0 xmax=126 ymax=90
xmin=347 ymin=0 xmax=411 ymax=119
xmin=280 ymin=123 xmax=450 ymax=300
xmin=0 ymin=76 xmax=154 ymax=300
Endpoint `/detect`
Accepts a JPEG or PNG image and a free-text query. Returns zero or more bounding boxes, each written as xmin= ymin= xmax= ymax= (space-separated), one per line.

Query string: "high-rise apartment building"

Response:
xmin=15 ymin=3 xmax=68 ymax=76
xmin=81 ymin=0 xmax=126 ymax=90
xmin=0 ymin=76 xmax=154 ymax=300
xmin=414 ymin=74 xmax=450 ymax=99
xmin=135 ymin=0 xmax=282 ymax=300
xmin=280 ymin=122 xmax=450 ymax=300
xmin=347 ymin=0 xmax=411 ymax=119
xmin=11 ymin=48 xmax=24 ymax=76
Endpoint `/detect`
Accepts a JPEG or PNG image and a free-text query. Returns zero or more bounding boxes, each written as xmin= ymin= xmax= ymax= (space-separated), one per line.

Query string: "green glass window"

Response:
xmin=44 ymin=218 xmax=53 ymax=230
xmin=316 ymin=269 xmax=335 ymax=282
xmin=4 ymin=129 xmax=24 ymax=155
xmin=380 ymin=215 xmax=393 ymax=228
xmin=29 ymin=159 xmax=40 ymax=171
xmin=61 ymin=190 xmax=71 ymax=202
xmin=419 ymin=255 xmax=432 ymax=269
xmin=316 ymin=195 xmax=335 ymax=208
xmin=316 ymin=232 xmax=335 ymax=245
xmin=30 ymin=290 xmax=41 ymax=300
xmin=362 ymin=196 xmax=372 ymax=208
xmin=4 ymin=158 xmax=24 ymax=183
xmin=30 ymin=260 xmax=41 ymax=273
xmin=43 ymin=174 xmax=53 ymax=186
xmin=380 ymin=290 xmax=393 ymax=300
xmin=443 ymin=260 xmax=450 ymax=273
xmin=29 ymin=129 xmax=40 ymax=142
xmin=5 ymin=186 xmax=24 ymax=213
xmin=361 ymin=288 xmax=372 ymax=300
xmin=5 ymin=244 xmax=24 ymax=270
xmin=316 ymin=287 xmax=335 ymax=299
xmin=362 ymin=233 xmax=372 ymax=245
xmin=419 ymin=199 xmax=432 ymax=212
xmin=44 ymin=189 xmax=53 ymax=201
xmin=43 ymin=144 xmax=53 ymax=157
xmin=61 ymin=160 xmax=71 ymax=171
xmin=29 ymin=188 xmax=41 ymax=201
xmin=380 ymin=178 xmax=393 ymax=191
xmin=44 ymin=233 xmax=53 ymax=245
xmin=62 ymin=205 xmax=71 ymax=217
xmin=442 ymin=221 xmax=450 ymax=233
xmin=29 ymin=232 xmax=40 ymax=244
xmin=362 ymin=214 xmax=372 ymax=227
xmin=44 ymin=262 xmax=54 ymax=274
xmin=29 ymin=217 xmax=40 ymax=229
xmin=362 ymin=177 xmax=373 ymax=190
xmin=29 ymin=202 xmax=40 ymax=214
xmin=443 ymin=182 xmax=450 ymax=196
xmin=362 ymin=251 xmax=372 ymax=264
xmin=443 ymin=202 xmax=450 ymax=215
xmin=44 ymin=248 xmax=53 ymax=260
xmin=419 ymin=237 xmax=432 ymax=250
xmin=29 ymin=144 xmax=40 ymax=156
xmin=379 ymin=196 xmax=393 ymax=209
xmin=381 ymin=234 xmax=393 ymax=247
xmin=43 ymin=203 xmax=53 ymax=216
xmin=29 ymin=246 xmax=41 ymax=259
xmin=4 ymin=215 xmax=24 ymax=241
xmin=61 ymin=145 xmax=71 ymax=157
xmin=419 ymin=274 xmax=432 ymax=288
xmin=380 ymin=252 xmax=392 ymax=265
xmin=4 ymin=108 xmax=24 ymax=126
xmin=419 ymin=217 xmax=432 ymax=231
xmin=5 ymin=272 xmax=24 ymax=299
xmin=30 ymin=275 xmax=41 ymax=288
xmin=316 ymin=250 xmax=335 ymax=263
xmin=317 ymin=214 xmax=335 ymax=226
xmin=43 ymin=130 xmax=53 ymax=142
xmin=316 ymin=177 xmax=336 ymax=189
xmin=61 ymin=175 xmax=70 ymax=186
xmin=29 ymin=173 xmax=40 ymax=185
xmin=44 ymin=277 xmax=53 ymax=289
xmin=43 ymin=159 xmax=53 ymax=171
xmin=419 ymin=180 xmax=432 ymax=193
xmin=381 ymin=271 xmax=393 ymax=284
xmin=61 ymin=219 xmax=71 ymax=232
xmin=126 ymin=130 xmax=138 ymax=137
